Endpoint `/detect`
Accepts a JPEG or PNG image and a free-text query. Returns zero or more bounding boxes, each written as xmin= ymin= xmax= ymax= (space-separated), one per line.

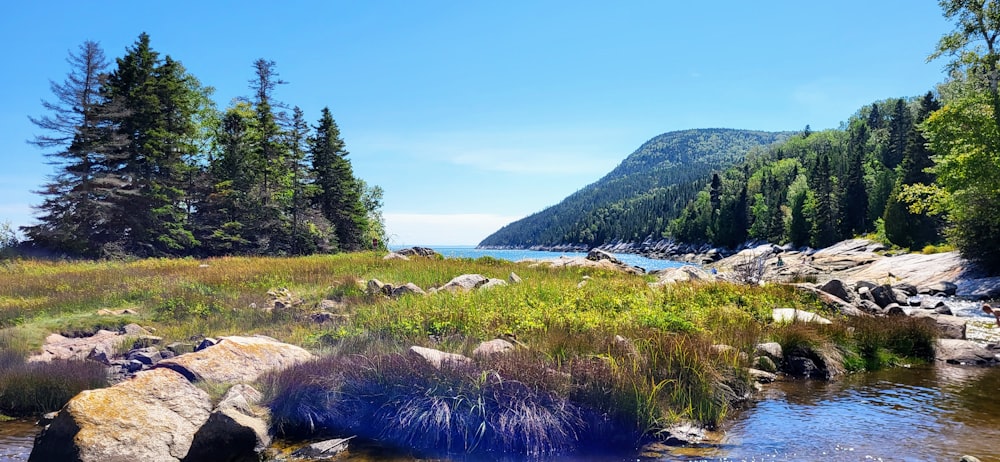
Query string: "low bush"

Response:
xmin=0 ymin=356 xmax=108 ymax=416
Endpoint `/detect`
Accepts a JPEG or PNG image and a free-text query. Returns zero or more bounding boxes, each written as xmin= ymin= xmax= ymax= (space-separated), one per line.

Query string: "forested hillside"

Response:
xmin=22 ymin=34 xmax=385 ymax=259
xmin=667 ymin=94 xmax=943 ymax=251
xmin=478 ymin=129 xmax=790 ymax=248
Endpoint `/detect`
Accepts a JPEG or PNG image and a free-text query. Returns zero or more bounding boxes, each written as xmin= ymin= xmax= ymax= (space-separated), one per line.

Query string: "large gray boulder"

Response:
xmin=30 ymin=368 xmax=213 ymax=462
xmin=438 ymin=274 xmax=489 ymax=292
xmin=817 ymin=279 xmax=855 ymax=303
xmin=911 ymin=311 xmax=967 ymax=340
xmin=157 ymin=336 xmax=312 ymax=383
xmin=651 ymin=266 xmax=715 ymax=286
xmin=935 ymin=339 xmax=997 ymax=365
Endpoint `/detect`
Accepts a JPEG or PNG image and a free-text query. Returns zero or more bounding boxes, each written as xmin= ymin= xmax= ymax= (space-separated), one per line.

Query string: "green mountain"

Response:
xmin=478 ymin=128 xmax=792 ymax=248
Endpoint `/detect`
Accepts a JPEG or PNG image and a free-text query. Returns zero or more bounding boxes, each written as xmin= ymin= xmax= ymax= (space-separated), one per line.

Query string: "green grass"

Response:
xmin=0 ymin=252 xmax=938 ymax=454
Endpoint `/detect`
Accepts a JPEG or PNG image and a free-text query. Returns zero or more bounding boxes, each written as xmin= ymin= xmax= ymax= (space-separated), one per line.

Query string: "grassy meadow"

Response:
xmin=0 ymin=252 xmax=937 ymax=457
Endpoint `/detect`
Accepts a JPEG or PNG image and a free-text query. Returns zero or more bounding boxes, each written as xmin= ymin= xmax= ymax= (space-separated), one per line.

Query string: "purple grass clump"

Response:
xmin=0 ymin=354 xmax=109 ymax=416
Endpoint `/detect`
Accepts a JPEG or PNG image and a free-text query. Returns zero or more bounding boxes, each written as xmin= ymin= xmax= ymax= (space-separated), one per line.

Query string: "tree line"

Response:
xmin=669 ymin=93 xmax=943 ymax=252
xmin=23 ymin=33 xmax=385 ymax=258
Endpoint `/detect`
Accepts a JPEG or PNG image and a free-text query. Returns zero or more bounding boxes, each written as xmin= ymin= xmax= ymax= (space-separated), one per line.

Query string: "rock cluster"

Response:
xmin=29 ymin=335 xmax=312 ymax=462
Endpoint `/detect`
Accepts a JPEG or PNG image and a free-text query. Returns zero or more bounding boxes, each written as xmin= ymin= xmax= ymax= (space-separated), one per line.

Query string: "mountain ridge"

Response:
xmin=478 ymin=128 xmax=792 ymax=248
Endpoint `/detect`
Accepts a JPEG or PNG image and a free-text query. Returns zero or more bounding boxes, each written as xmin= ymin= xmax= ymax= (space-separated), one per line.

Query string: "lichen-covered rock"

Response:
xmin=29 ymin=330 xmax=123 ymax=363
xmin=29 ymin=368 xmax=212 ymax=462
xmin=390 ymin=282 xmax=426 ymax=297
xmin=157 ymin=336 xmax=312 ymax=383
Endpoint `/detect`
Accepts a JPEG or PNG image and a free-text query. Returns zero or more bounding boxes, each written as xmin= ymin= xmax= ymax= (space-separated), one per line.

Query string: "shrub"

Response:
xmin=0 ymin=356 xmax=108 ymax=416
xmin=264 ymin=353 xmax=587 ymax=458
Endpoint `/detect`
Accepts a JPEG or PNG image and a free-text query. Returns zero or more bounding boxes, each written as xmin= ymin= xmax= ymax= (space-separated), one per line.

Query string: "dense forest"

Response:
xmin=481 ymin=1 xmax=1000 ymax=273
xmin=668 ymin=94 xmax=942 ymax=251
xmin=21 ymin=33 xmax=385 ymax=259
xmin=478 ymin=129 xmax=790 ymax=248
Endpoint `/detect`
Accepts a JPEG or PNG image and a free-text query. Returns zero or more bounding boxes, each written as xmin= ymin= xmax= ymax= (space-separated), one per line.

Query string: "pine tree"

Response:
xmin=310 ymin=107 xmax=367 ymax=251
xmin=810 ymin=154 xmax=837 ymax=248
xmin=103 ymin=33 xmax=206 ymax=256
xmin=840 ymin=120 xmax=869 ymax=236
xmin=884 ymin=92 xmax=942 ymax=249
xmin=24 ymin=41 xmax=129 ymax=257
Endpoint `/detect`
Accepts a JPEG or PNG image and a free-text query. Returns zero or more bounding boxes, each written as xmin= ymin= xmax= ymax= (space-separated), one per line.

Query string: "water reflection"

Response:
xmin=693 ymin=365 xmax=1000 ymax=462
xmin=4 ymin=365 xmax=1000 ymax=461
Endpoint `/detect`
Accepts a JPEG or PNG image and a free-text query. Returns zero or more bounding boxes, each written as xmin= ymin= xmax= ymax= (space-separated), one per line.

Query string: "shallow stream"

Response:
xmin=4 ymin=364 xmax=1000 ymax=461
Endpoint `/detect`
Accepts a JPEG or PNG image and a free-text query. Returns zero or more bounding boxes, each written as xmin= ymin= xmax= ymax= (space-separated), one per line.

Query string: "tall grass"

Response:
xmin=0 ymin=251 xmax=940 ymax=453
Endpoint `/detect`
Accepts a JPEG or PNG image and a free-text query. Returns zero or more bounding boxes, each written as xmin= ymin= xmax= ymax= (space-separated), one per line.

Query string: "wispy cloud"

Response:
xmin=355 ymin=127 xmax=626 ymax=175
xmin=384 ymin=212 xmax=523 ymax=246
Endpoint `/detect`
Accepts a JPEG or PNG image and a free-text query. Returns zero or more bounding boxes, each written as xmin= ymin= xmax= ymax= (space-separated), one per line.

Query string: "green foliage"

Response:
xmin=25 ymin=35 xmax=384 ymax=260
xmin=480 ymin=129 xmax=790 ymax=248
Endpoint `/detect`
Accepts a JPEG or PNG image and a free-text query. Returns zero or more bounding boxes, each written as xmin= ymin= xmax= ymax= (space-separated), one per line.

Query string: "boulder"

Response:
xmin=123 ymin=323 xmax=153 ymax=336
xmin=587 ymin=248 xmax=623 ymax=264
xmin=157 ymin=336 xmax=312 ymax=383
xmin=390 ymin=283 xmax=426 ymax=298
xmin=438 ymin=274 xmax=489 ymax=292
xmin=934 ymin=304 xmax=954 ymax=316
xmin=472 ymin=339 xmax=515 ymax=358
xmin=651 ymin=265 xmax=715 ymax=286
xmin=508 ymin=272 xmax=522 ymax=284
xmin=29 ymin=368 xmax=213 ymax=462
xmin=479 ymin=278 xmax=508 ymax=290
xmin=29 ymin=330 xmax=123 ymax=363
xmin=772 ymin=308 xmax=832 ymax=324
xmin=754 ymin=342 xmax=783 ymax=362
xmin=747 ymin=368 xmax=777 ymax=383
xmin=195 ymin=338 xmax=217 ymax=352
xmin=185 ymin=384 xmax=271 ymax=462
xmin=382 ymin=252 xmax=410 ymax=261
xmin=408 ymin=346 xmax=472 ymax=369
xmin=857 ymin=299 xmax=884 ymax=315
xmin=923 ymin=281 xmax=958 ymax=297
xmin=127 ymin=347 xmax=163 ymax=366
xmin=884 ymin=303 xmax=906 ymax=316
xmin=366 ymin=278 xmax=388 ymax=296
xmin=870 ymin=285 xmax=897 ymax=309
xmin=911 ymin=311 xmax=967 ymax=340
xmin=796 ymin=285 xmax=867 ymax=317
xmin=396 ymin=246 xmax=439 ymax=257
xmin=892 ymin=282 xmax=918 ymax=297
xmin=817 ymin=279 xmax=855 ymax=303
xmin=753 ymin=356 xmax=778 ymax=373
xmin=935 ymin=339 xmax=997 ymax=365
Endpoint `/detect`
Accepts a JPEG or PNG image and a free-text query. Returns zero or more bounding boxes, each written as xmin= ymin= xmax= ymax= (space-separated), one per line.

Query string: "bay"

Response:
xmin=393 ymin=245 xmax=688 ymax=273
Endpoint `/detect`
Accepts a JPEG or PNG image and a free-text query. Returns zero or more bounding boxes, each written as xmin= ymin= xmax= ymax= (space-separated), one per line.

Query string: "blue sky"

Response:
xmin=0 ymin=1 xmax=953 ymax=246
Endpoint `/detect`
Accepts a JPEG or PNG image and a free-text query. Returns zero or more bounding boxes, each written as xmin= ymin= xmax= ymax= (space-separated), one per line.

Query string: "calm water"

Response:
xmin=398 ymin=246 xmax=688 ymax=273
xmin=6 ymin=365 xmax=1000 ymax=461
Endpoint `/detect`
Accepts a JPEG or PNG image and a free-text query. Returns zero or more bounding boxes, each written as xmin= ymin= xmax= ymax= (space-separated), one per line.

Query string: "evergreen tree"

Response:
xmin=23 ymin=41 xmax=129 ymax=257
xmin=840 ymin=120 xmax=869 ymax=236
xmin=103 ymin=33 xmax=206 ymax=256
xmin=248 ymin=59 xmax=293 ymax=253
xmin=886 ymin=98 xmax=911 ymax=169
xmin=310 ymin=107 xmax=367 ymax=250
xmin=810 ymin=154 xmax=837 ymax=247
xmin=884 ymin=92 xmax=942 ymax=249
